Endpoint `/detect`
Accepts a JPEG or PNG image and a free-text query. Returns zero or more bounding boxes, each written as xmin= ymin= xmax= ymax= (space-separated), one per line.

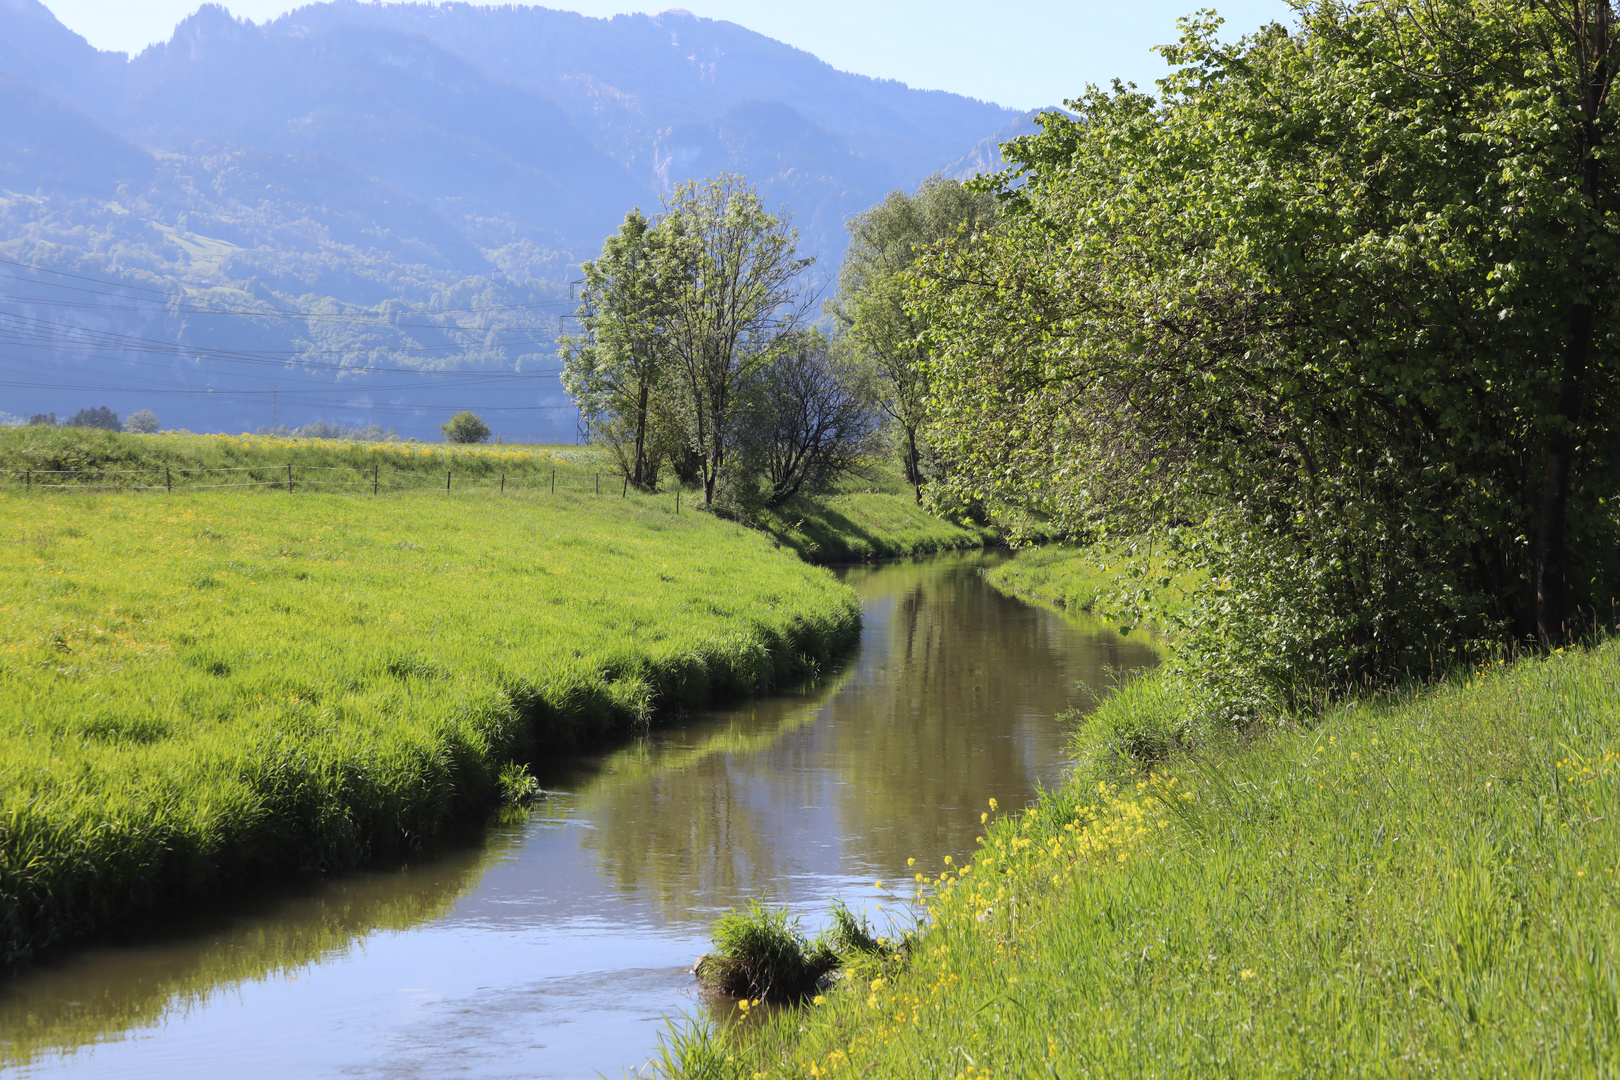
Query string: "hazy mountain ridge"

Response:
xmin=0 ymin=0 xmax=1022 ymax=437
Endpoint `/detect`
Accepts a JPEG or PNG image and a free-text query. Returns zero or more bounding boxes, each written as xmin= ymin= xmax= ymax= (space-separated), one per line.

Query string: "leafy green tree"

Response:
xmin=560 ymin=210 xmax=683 ymax=490
xmin=916 ymin=0 xmax=1620 ymax=708
xmin=832 ymin=175 xmax=996 ymax=502
xmin=122 ymin=410 xmax=160 ymax=434
xmin=658 ymin=175 xmax=813 ymax=507
xmin=66 ymin=407 xmax=120 ymax=431
xmin=440 ymin=411 xmax=491 ymax=444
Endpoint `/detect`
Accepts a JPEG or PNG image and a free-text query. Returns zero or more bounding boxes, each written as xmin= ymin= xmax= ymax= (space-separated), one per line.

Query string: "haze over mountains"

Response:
xmin=0 ymin=0 xmax=1032 ymax=439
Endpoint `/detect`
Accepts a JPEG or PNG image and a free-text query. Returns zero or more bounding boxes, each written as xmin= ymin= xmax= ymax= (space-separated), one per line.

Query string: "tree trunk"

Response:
xmin=1535 ymin=15 xmax=1608 ymax=649
xmin=904 ymin=426 xmax=922 ymax=504
xmin=1534 ymin=303 xmax=1591 ymax=648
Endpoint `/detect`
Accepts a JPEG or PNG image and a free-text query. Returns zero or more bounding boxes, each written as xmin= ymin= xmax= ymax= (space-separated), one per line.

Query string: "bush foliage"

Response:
xmin=915 ymin=0 xmax=1620 ymax=717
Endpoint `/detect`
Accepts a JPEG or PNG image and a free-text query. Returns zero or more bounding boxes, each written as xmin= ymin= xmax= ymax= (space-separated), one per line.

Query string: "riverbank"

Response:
xmin=686 ymin=641 xmax=1620 ymax=1076
xmin=982 ymin=542 xmax=1197 ymax=629
xmin=0 ymin=486 xmax=860 ymax=962
xmin=757 ymin=470 xmax=1000 ymax=563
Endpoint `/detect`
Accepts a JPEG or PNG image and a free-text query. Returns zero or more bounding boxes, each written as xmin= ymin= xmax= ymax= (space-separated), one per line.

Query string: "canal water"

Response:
xmin=0 ymin=552 xmax=1157 ymax=1079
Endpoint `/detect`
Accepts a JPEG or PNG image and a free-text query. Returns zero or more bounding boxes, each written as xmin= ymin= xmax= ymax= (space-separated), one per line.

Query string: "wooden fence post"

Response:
xmin=551 ymin=468 xmax=556 ymax=494
xmin=447 ymin=470 xmax=452 ymax=492
xmin=501 ymin=472 xmax=505 ymax=493
xmin=373 ymin=464 xmax=379 ymax=495
xmin=25 ymin=469 xmax=30 ymax=490
xmin=596 ymin=473 xmax=600 ymax=495
xmin=286 ymin=464 xmax=293 ymax=492
xmin=166 ymin=467 xmax=172 ymax=493
xmin=675 ymin=488 xmax=680 ymax=516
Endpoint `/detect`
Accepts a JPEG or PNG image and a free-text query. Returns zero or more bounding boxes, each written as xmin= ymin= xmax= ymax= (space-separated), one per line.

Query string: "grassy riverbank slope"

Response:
xmin=983 ymin=543 xmax=1196 ymax=628
xmin=758 ymin=469 xmax=999 ymax=563
xmin=0 ymin=485 xmax=859 ymax=962
xmin=692 ymin=643 xmax=1620 ymax=1076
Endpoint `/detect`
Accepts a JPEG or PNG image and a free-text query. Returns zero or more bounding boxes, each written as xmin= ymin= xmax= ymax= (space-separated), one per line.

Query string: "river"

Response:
xmin=0 ymin=552 xmax=1158 ymax=1078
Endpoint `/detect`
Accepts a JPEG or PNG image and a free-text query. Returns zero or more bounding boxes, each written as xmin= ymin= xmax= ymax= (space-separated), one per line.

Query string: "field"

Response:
xmin=0 ymin=426 xmax=597 ymax=491
xmin=0 ymin=428 xmax=999 ymax=563
xmin=0 ymin=482 xmax=859 ymax=961
xmin=687 ymin=644 xmax=1620 ymax=1077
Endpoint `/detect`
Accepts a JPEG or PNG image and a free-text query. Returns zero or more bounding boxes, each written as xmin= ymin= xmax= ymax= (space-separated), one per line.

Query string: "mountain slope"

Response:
xmin=0 ymin=0 xmax=1022 ymax=439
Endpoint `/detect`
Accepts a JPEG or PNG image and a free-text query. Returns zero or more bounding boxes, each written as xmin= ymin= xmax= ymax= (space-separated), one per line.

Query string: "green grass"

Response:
xmin=0 ymin=426 xmax=592 ymax=488
xmin=0 ymin=485 xmax=859 ymax=962
xmin=983 ymin=542 xmax=1198 ymax=629
xmin=682 ymin=644 xmax=1620 ymax=1077
xmin=757 ymin=467 xmax=999 ymax=563
xmin=0 ymin=430 xmax=997 ymax=561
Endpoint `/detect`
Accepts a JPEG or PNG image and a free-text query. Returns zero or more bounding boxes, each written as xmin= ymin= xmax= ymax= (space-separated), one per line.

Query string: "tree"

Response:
xmin=658 ymin=175 xmax=813 ymax=507
xmin=832 ymin=176 xmax=996 ymax=502
xmin=560 ymin=210 xmax=683 ymax=490
xmin=123 ymin=410 xmax=160 ymax=434
xmin=915 ymin=1 xmax=1620 ymax=706
xmin=441 ymin=411 xmax=491 ymax=443
xmin=751 ymin=331 xmax=880 ymax=508
xmin=66 ymin=406 xmax=120 ymax=430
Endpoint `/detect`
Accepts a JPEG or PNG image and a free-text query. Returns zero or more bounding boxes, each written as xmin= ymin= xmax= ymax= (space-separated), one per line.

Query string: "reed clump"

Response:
xmin=694 ymin=899 xmax=901 ymax=1002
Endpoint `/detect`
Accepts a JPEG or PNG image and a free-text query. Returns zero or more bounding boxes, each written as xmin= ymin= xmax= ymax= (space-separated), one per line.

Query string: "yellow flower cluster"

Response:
xmin=1555 ymin=749 xmax=1617 ymax=786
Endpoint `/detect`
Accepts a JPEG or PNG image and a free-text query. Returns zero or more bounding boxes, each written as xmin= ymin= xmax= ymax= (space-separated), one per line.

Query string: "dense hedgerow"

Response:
xmin=0 ymin=486 xmax=859 ymax=961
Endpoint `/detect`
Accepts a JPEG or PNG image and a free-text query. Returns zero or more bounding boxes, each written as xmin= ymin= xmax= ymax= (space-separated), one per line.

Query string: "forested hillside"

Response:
xmin=0 ymin=0 xmax=1021 ymax=438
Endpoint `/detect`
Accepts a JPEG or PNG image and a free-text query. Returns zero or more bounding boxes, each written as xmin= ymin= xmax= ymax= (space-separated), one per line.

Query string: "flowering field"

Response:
xmin=0 ymin=486 xmax=859 ymax=961
xmin=688 ymin=644 xmax=1620 ymax=1077
xmin=0 ymin=426 xmax=602 ymax=490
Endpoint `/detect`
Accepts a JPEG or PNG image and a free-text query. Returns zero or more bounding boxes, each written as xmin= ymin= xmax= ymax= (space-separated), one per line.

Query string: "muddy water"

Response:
xmin=0 ymin=552 xmax=1158 ymax=1079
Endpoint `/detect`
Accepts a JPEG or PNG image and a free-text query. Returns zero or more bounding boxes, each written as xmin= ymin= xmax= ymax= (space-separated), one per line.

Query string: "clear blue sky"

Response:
xmin=42 ymin=0 xmax=1294 ymax=110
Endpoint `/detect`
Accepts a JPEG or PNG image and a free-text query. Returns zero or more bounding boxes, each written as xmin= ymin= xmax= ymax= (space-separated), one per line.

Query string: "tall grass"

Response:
xmin=689 ymin=643 xmax=1620 ymax=1077
xmin=0 ymin=485 xmax=859 ymax=961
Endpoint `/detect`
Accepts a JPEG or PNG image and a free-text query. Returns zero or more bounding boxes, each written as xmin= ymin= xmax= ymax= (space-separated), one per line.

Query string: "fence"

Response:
xmin=5 ymin=464 xmax=683 ymax=510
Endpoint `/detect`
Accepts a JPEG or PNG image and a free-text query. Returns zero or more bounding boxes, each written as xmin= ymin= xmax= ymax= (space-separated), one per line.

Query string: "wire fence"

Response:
xmin=1 ymin=464 xmax=677 ymax=505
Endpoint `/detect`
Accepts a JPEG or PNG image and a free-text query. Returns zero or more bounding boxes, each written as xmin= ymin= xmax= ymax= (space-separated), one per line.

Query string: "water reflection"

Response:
xmin=0 ymin=552 xmax=1157 ymax=1079
xmin=0 ymin=828 xmax=522 ymax=1069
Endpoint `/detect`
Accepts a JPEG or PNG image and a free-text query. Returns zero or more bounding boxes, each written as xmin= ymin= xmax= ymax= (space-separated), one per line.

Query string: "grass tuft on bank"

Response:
xmin=0 ymin=486 xmax=859 ymax=962
xmin=680 ymin=641 xmax=1620 ymax=1077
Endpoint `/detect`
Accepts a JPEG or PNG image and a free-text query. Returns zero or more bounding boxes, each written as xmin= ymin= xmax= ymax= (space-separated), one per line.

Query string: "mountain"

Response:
xmin=0 ymin=0 xmax=1022 ymax=439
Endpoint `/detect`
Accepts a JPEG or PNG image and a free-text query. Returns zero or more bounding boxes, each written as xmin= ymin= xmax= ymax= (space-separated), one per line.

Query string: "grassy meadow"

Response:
xmin=0 ymin=426 xmax=598 ymax=491
xmin=0 ymin=482 xmax=859 ymax=961
xmin=678 ymin=644 xmax=1620 ymax=1077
